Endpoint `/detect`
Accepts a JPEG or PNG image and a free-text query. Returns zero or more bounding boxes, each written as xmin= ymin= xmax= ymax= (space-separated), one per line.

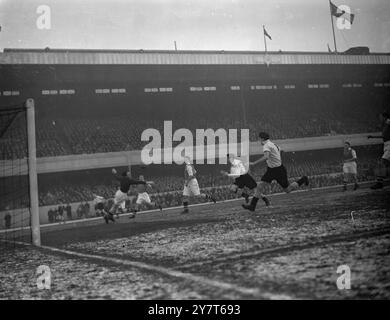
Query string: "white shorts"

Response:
xmin=382 ymin=141 xmax=390 ymax=162
xmin=114 ymin=190 xmax=128 ymax=206
xmin=183 ymin=179 xmax=201 ymax=197
xmin=136 ymin=192 xmax=152 ymax=205
xmin=343 ymin=162 xmax=357 ymax=175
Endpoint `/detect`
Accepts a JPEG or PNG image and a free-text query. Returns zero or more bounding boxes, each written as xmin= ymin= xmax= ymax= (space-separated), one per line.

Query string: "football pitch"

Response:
xmin=1 ymin=185 xmax=389 ymax=300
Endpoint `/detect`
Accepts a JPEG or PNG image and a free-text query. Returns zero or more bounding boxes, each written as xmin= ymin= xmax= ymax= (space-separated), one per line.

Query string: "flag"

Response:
xmin=263 ymin=26 xmax=272 ymax=40
xmin=347 ymin=13 xmax=355 ymax=24
xmin=329 ymin=1 xmax=345 ymax=18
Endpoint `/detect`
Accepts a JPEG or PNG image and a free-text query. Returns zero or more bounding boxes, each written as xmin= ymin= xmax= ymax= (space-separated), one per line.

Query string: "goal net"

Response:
xmin=0 ymin=99 xmax=40 ymax=248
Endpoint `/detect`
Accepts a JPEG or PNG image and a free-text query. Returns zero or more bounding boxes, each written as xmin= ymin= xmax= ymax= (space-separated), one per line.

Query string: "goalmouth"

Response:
xmin=0 ymin=98 xmax=40 ymax=246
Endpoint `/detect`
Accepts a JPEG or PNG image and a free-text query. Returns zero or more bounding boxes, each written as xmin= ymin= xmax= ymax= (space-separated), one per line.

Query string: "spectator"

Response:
xmin=77 ymin=203 xmax=83 ymax=219
xmin=48 ymin=209 xmax=54 ymax=223
xmin=58 ymin=205 xmax=64 ymax=220
xmin=84 ymin=202 xmax=90 ymax=218
xmin=52 ymin=208 xmax=58 ymax=222
xmin=4 ymin=213 xmax=11 ymax=229
xmin=66 ymin=203 xmax=72 ymax=220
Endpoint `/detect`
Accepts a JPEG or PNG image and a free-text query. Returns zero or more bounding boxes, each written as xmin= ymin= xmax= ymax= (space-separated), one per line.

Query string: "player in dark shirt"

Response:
xmin=368 ymin=112 xmax=390 ymax=189
xmin=132 ymin=175 xmax=162 ymax=217
xmin=107 ymin=168 xmax=148 ymax=223
xmin=113 ymin=169 xmax=147 ymax=193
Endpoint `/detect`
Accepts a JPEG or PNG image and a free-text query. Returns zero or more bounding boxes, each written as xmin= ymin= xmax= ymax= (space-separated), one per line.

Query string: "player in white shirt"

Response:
xmin=242 ymin=132 xmax=309 ymax=212
xmin=342 ymin=141 xmax=359 ymax=191
xmin=182 ymin=156 xmax=216 ymax=214
xmin=221 ymin=154 xmax=270 ymax=206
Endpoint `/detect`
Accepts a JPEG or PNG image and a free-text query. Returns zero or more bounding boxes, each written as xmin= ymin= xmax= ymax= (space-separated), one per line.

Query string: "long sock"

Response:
xmin=250 ymin=196 xmax=259 ymax=210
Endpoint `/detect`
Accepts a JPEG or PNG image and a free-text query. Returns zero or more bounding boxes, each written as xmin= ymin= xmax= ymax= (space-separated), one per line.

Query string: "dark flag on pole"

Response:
xmin=347 ymin=13 xmax=355 ymax=24
xmin=263 ymin=27 xmax=272 ymax=40
xmin=330 ymin=1 xmax=345 ymax=18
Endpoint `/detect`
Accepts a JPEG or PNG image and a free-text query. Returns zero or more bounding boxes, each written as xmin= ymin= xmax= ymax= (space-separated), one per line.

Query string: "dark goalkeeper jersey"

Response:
xmin=115 ymin=175 xmax=146 ymax=193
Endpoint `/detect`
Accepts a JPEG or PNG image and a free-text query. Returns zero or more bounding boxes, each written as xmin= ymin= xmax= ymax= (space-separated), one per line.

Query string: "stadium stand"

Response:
xmin=0 ymin=82 xmax=387 ymax=159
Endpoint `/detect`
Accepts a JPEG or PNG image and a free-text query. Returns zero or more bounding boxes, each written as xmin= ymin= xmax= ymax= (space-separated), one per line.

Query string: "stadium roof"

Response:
xmin=1 ymin=48 xmax=390 ymax=65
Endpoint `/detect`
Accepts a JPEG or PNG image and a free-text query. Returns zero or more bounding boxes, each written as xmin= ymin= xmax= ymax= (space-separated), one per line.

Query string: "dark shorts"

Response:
xmin=96 ymin=203 xmax=104 ymax=210
xmin=234 ymin=173 xmax=257 ymax=190
xmin=261 ymin=165 xmax=289 ymax=189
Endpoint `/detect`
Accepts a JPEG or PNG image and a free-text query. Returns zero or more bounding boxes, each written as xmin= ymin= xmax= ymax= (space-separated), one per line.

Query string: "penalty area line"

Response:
xmin=0 ymin=238 xmax=294 ymax=300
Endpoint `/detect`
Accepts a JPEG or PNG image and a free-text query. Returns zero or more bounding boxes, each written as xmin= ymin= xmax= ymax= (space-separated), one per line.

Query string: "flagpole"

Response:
xmin=263 ymin=25 xmax=267 ymax=53
xmin=329 ymin=1 xmax=338 ymax=53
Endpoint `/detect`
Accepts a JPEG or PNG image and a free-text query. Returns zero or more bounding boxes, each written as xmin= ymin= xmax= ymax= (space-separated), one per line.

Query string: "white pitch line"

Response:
xmin=1 ymin=239 xmax=294 ymax=300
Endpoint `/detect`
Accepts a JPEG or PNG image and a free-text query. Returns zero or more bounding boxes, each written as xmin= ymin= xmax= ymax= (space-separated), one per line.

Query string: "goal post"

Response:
xmin=26 ymin=98 xmax=41 ymax=246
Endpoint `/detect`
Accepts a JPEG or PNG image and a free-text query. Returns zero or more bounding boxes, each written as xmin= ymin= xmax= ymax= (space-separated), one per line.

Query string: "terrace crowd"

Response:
xmin=1 ymin=100 xmax=383 ymax=160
